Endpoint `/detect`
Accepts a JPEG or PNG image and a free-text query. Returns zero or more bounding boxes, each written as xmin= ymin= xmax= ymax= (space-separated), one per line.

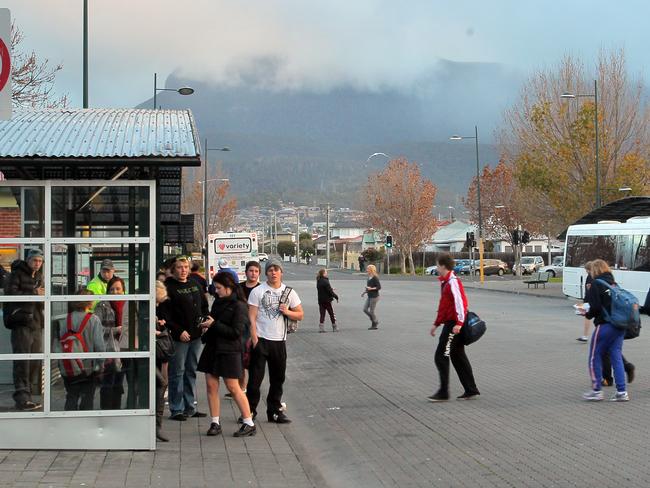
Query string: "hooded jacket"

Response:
xmin=3 ymin=260 xmax=44 ymax=329
xmin=434 ymin=271 xmax=468 ymax=328
xmin=585 ymin=272 xmax=616 ymax=326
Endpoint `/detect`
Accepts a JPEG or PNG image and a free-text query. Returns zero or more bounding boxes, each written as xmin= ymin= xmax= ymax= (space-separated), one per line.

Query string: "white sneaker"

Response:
xmin=576 ymin=336 xmax=589 ymax=342
xmin=279 ymin=402 xmax=287 ymax=412
xmin=582 ymin=390 xmax=604 ymax=401
xmin=610 ymin=391 xmax=629 ymax=402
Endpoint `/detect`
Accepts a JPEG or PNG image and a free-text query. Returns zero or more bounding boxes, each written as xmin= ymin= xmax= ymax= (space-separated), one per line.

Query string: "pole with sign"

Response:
xmin=0 ymin=9 xmax=11 ymax=120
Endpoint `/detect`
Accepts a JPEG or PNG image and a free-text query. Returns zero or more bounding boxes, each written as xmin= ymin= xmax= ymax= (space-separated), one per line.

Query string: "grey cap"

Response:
xmin=265 ymin=258 xmax=283 ymax=273
xmin=26 ymin=248 xmax=44 ymax=261
xmin=100 ymin=258 xmax=115 ymax=270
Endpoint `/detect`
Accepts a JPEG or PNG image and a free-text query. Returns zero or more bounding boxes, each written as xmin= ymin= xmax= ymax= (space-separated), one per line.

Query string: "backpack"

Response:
xmin=462 ymin=311 xmax=487 ymax=345
xmin=279 ymin=286 xmax=300 ymax=334
xmin=595 ymin=279 xmax=641 ymax=332
xmin=59 ymin=313 xmax=92 ymax=377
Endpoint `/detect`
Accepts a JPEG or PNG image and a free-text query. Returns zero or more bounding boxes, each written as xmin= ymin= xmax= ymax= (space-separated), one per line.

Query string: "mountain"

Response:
xmin=137 ymin=60 xmax=521 ymax=208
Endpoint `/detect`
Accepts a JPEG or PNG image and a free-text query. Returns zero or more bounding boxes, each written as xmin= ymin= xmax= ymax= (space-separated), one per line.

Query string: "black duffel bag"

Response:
xmin=463 ymin=311 xmax=486 ymax=345
xmin=156 ymin=330 xmax=175 ymax=362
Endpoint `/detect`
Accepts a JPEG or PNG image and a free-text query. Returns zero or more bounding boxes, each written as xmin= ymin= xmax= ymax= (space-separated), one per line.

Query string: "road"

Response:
xmin=280 ymin=263 xmax=650 ymax=487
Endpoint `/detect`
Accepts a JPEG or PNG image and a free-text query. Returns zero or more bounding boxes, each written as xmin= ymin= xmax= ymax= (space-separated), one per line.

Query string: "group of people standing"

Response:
xmin=155 ymin=256 xmax=303 ymax=441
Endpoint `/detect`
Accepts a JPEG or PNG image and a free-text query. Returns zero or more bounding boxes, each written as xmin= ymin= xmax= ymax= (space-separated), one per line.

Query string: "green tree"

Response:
xmin=277 ymin=241 xmax=296 ymax=257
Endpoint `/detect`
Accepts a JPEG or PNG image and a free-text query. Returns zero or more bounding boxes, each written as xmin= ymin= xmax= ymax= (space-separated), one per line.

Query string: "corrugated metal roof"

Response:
xmin=0 ymin=109 xmax=200 ymax=159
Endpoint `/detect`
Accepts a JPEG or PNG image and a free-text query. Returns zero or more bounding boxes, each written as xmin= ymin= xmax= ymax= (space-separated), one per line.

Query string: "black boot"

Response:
xmin=156 ymin=416 xmax=169 ymax=442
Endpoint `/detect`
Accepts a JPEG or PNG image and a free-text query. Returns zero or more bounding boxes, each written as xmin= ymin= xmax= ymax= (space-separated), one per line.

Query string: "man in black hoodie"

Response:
xmin=4 ymin=249 xmax=45 ymax=410
xmin=164 ymin=256 xmax=210 ymax=420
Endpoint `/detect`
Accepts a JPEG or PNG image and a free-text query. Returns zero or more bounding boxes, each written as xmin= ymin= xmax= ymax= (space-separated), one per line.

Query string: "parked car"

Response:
xmin=257 ymin=253 xmax=269 ymax=262
xmin=474 ymin=259 xmax=509 ymax=276
xmin=453 ymin=259 xmax=472 ymax=274
xmin=425 ymin=265 xmax=438 ymax=275
xmin=519 ymin=256 xmax=545 ymax=275
xmin=540 ymin=257 xmax=564 ymax=277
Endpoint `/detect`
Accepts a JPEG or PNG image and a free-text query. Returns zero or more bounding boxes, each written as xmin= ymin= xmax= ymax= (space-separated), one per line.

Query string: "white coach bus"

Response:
xmin=562 ymin=217 xmax=650 ymax=302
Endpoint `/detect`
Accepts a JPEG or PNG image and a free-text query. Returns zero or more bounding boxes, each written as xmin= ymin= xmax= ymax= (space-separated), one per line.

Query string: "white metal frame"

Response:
xmin=0 ymin=180 xmax=157 ymax=449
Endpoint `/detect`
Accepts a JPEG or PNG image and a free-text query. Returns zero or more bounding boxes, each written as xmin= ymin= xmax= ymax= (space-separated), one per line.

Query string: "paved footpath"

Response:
xmin=2 ymin=275 xmax=650 ymax=487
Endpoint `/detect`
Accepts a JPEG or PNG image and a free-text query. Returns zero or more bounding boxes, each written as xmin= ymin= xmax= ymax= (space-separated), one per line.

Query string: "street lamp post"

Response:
xmin=561 ymin=80 xmax=600 ymax=207
xmin=450 ymin=126 xmax=484 ymax=283
xmin=201 ymin=140 xmax=230 ymax=267
xmin=83 ymin=0 xmax=88 ymax=108
xmin=153 ymin=73 xmax=195 ymax=109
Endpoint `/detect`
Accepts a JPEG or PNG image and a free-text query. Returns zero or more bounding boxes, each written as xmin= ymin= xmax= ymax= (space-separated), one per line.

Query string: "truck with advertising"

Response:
xmin=207 ymin=232 xmax=259 ymax=282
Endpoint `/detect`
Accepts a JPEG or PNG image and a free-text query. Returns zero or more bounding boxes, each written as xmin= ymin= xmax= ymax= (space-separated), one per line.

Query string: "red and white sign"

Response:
xmin=0 ymin=9 xmax=10 ymax=120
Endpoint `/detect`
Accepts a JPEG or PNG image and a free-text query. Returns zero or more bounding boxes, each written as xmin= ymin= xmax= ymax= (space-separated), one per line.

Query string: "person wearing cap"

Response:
xmin=246 ymin=258 xmax=303 ymax=423
xmin=3 ymin=248 xmax=45 ymax=411
xmin=87 ymin=259 xmax=116 ymax=298
xmin=217 ymin=258 xmax=240 ymax=283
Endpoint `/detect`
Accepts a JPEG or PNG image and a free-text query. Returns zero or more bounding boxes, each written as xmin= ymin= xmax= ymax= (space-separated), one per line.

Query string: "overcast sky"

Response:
xmin=7 ymin=0 xmax=650 ymax=108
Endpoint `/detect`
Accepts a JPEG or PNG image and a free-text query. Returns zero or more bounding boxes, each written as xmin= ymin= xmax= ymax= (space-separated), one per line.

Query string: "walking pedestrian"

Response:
xmin=358 ymin=254 xmax=366 ymax=272
xmin=246 ymin=258 xmax=303 ymax=423
xmin=198 ymin=272 xmax=257 ymax=437
xmin=429 ymin=254 xmax=480 ymax=402
xmin=362 ymin=264 xmax=381 ymax=330
xmin=164 ymin=256 xmax=210 ymax=420
xmin=4 ymin=249 xmax=45 ymax=411
xmin=582 ymin=259 xmax=629 ymax=402
xmin=316 ymin=268 xmax=338 ymax=332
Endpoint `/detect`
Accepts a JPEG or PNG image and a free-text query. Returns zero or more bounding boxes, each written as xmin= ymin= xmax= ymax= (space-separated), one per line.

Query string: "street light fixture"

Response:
xmin=450 ymin=125 xmax=485 ymax=283
xmin=561 ymin=80 xmax=600 ymax=208
xmin=153 ymin=73 xmax=195 ymax=109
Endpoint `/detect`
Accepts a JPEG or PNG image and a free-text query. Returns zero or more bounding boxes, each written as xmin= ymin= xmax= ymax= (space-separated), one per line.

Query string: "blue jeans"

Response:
xmin=589 ymin=323 xmax=626 ymax=392
xmin=168 ymin=338 xmax=202 ymax=415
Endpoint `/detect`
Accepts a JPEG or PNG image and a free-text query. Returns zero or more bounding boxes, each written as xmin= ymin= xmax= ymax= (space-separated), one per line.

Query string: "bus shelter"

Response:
xmin=0 ymin=109 xmax=201 ymax=449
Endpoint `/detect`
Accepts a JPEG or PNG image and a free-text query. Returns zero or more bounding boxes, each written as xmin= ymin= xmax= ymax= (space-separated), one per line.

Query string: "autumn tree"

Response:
xmin=11 ymin=23 xmax=67 ymax=108
xmin=500 ymin=49 xmax=650 ymax=224
xmin=182 ymin=164 xmax=237 ymax=250
xmin=362 ymin=158 xmax=437 ymax=274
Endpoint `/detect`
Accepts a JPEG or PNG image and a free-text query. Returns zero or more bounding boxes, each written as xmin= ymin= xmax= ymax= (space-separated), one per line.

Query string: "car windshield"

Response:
xmin=552 ymin=256 xmax=563 ymax=265
xmin=521 ymin=257 xmax=535 ymax=264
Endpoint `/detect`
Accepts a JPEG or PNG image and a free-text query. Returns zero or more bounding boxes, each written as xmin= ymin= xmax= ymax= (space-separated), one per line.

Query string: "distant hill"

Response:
xmin=137 ymin=60 xmax=520 ymax=208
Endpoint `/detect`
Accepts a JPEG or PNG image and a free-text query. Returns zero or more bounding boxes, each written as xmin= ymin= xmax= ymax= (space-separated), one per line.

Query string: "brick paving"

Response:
xmin=1 ymin=274 xmax=649 ymax=487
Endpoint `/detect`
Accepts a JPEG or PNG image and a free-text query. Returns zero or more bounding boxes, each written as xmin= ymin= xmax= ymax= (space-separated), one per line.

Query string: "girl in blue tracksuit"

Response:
xmin=582 ymin=259 xmax=628 ymax=402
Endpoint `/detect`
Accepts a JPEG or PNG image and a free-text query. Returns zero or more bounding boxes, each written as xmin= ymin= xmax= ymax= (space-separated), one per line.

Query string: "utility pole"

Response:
xmin=326 ymin=203 xmax=330 ymax=268
xmin=296 ymin=211 xmax=300 ymax=264
xmin=273 ymin=211 xmax=277 ymax=255
xmin=83 ymin=0 xmax=88 ymax=108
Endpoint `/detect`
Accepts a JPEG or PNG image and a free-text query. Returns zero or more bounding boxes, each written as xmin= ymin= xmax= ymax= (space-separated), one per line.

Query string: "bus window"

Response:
xmin=566 ymin=235 xmax=616 ymax=267
xmin=615 ymin=235 xmax=634 ymax=270
xmin=633 ymin=235 xmax=650 ymax=271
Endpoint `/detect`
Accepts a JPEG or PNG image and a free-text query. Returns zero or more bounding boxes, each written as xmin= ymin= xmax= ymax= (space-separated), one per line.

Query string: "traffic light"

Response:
xmin=385 ymin=235 xmax=393 ymax=248
xmin=466 ymin=232 xmax=476 ymax=249
xmin=512 ymin=229 xmax=520 ymax=246
xmin=522 ymin=230 xmax=530 ymax=245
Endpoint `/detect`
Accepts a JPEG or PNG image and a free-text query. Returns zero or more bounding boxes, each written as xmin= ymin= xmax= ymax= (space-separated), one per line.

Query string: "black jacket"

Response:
xmin=366 ymin=276 xmax=381 ymax=298
xmin=641 ymin=286 xmax=650 ymax=316
xmin=203 ymin=294 xmax=248 ymax=353
xmin=317 ymin=276 xmax=338 ymax=304
xmin=164 ymin=277 xmax=209 ymax=341
xmin=3 ymin=260 xmax=44 ymax=329
xmin=585 ymin=272 xmax=615 ymax=326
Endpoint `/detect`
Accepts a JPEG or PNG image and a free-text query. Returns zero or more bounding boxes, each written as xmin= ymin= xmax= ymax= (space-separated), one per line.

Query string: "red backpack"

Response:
xmin=59 ymin=313 xmax=92 ymax=377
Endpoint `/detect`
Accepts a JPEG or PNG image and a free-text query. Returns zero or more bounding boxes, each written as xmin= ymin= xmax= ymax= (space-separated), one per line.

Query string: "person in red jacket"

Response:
xmin=429 ymin=254 xmax=480 ymax=402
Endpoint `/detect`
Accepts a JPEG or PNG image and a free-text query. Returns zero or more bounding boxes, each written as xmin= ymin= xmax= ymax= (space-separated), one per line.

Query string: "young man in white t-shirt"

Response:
xmin=246 ymin=258 xmax=303 ymax=423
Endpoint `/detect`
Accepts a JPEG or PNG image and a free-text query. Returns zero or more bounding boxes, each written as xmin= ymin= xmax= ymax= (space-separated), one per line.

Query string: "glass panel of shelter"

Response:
xmin=0 ymin=360 xmax=44 ymax=412
xmin=0 ymin=186 xmax=45 ymax=238
xmin=50 ymin=186 xmax=150 ymax=238
xmin=50 ymin=243 xmax=151 ymax=295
